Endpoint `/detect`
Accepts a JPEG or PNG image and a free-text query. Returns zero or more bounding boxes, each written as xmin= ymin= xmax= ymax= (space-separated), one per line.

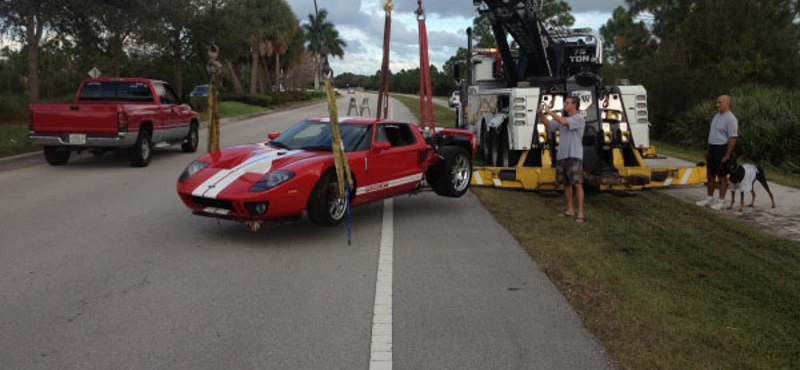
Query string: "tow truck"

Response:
xmin=460 ymin=0 xmax=705 ymax=191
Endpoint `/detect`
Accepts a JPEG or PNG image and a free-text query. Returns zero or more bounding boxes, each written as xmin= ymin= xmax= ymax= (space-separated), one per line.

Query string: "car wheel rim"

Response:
xmin=327 ymin=184 xmax=347 ymax=220
xmin=451 ymin=154 xmax=470 ymax=192
xmin=142 ymin=138 xmax=150 ymax=159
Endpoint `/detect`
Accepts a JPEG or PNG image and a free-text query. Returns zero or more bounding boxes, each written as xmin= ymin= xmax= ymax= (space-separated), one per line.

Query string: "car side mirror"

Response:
xmin=268 ymin=132 xmax=281 ymax=140
xmin=372 ymin=141 xmax=391 ymax=153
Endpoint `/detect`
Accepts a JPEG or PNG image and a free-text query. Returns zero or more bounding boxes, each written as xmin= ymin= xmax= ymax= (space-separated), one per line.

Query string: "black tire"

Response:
xmin=307 ymin=170 xmax=349 ymax=227
xmin=44 ymin=146 xmax=70 ymax=166
xmin=427 ymin=146 xmax=472 ymax=198
xmin=181 ymin=122 xmax=199 ymax=153
xmin=490 ymin=127 xmax=502 ymax=166
xmin=499 ymin=125 xmax=511 ymax=167
xmin=480 ymin=122 xmax=491 ymax=161
xmin=129 ymin=130 xmax=151 ymax=167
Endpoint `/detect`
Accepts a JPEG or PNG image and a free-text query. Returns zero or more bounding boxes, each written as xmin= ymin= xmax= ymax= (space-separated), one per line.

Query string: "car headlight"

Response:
xmin=249 ymin=170 xmax=295 ymax=192
xmin=179 ymin=160 xmax=209 ymax=182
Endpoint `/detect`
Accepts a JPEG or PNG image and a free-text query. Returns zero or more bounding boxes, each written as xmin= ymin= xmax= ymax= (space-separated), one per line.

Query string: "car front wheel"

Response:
xmin=307 ymin=170 xmax=349 ymax=227
xmin=427 ymin=146 xmax=472 ymax=198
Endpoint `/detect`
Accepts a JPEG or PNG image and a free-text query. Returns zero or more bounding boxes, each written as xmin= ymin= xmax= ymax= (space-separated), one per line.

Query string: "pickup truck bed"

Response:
xmin=29 ymin=78 xmax=199 ymax=167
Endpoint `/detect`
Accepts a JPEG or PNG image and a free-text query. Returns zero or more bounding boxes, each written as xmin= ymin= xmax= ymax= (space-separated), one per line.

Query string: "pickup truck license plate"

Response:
xmin=68 ymin=134 xmax=86 ymax=145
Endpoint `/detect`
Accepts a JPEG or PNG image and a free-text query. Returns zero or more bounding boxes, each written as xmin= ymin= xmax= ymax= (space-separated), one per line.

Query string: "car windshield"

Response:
xmin=270 ymin=120 xmax=371 ymax=152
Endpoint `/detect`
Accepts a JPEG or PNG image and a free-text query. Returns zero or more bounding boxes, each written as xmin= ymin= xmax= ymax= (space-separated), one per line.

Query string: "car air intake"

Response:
xmin=191 ymin=196 xmax=233 ymax=210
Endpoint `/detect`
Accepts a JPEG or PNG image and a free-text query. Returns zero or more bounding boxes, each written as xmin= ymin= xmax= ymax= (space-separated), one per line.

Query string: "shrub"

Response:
xmin=189 ymin=96 xmax=209 ymax=112
xmin=665 ymin=84 xmax=800 ymax=173
xmin=0 ymin=94 xmax=29 ymax=122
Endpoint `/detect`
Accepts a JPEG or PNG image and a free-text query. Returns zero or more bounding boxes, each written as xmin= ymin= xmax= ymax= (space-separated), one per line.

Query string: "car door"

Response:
xmin=361 ymin=123 xmax=425 ymax=200
xmin=153 ymin=83 xmax=173 ymax=142
xmin=162 ymin=83 xmax=190 ymax=141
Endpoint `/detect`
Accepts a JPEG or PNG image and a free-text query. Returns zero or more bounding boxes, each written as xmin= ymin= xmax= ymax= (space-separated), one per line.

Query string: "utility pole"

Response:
xmin=313 ymin=0 xmax=320 ymax=90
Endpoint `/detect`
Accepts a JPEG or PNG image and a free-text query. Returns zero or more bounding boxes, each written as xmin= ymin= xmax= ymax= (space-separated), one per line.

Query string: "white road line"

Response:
xmin=370 ymin=199 xmax=393 ymax=370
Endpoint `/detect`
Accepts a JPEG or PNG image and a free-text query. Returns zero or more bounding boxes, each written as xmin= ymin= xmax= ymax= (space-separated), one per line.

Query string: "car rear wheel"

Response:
xmin=44 ymin=146 xmax=70 ymax=166
xmin=427 ymin=146 xmax=472 ymax=198
xmin=308 ymin=170 xmax=349 ymax=227
xmin=181 ymin=123 xmax=199 ymax=153
xmin=129 ymin=130 xmax=151 ymax=167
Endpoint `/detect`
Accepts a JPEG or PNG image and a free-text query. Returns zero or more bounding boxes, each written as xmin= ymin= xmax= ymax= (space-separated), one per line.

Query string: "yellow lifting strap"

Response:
xmin=325 ymin=78 xmax=353 ymax=197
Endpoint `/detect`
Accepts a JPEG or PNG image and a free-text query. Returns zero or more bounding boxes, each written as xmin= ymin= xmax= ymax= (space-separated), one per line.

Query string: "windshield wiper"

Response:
xmin=300 ymin=145 xmax=332 ymax=151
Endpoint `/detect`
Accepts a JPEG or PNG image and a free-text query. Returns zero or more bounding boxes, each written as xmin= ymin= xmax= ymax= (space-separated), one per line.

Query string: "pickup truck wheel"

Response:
xmin=428 ymin=146 xmax=471 ymax=198
xmin=181 ymin=123 xmax=199 ymax=153
xmin=307 ymin=170 xmax=348 ymax=227
xmin=44 ymin=146 xmax=70 ymax=166
xmin=129 ymin=131 xmax=152 ymax=167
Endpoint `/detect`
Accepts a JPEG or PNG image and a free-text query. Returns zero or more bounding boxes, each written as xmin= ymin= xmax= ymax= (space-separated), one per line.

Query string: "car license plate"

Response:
xmin=68 ymin=133 xmax=86 ymax=145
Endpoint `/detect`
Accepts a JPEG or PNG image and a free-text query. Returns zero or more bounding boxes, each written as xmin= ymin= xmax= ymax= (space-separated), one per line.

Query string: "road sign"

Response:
xmin=88 ymin=67 xmax=102 ymax=78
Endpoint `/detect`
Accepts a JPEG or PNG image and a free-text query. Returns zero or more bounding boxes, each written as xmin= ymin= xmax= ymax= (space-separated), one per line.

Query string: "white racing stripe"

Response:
xmin=357 ymin=173 xmax=423 ymax=196
xmin=194 ymin=150 xmax=299 ymax=199
xmin=370 ymin=199 xmax=393 ymax=370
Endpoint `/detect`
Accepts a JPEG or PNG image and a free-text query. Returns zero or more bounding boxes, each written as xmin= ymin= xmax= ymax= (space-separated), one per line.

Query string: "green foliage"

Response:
xmin=189 ymin=96 xmax=208 ymax=113
xmin=221 ymin=91 xmax=314 ymax=108
xmin=0 ymin=124 xmax=37 ymax=156
xmin=666 ymin=84 xmax=800 ymax=173
xmin=0 ymin=94 xmax=29 ymax=122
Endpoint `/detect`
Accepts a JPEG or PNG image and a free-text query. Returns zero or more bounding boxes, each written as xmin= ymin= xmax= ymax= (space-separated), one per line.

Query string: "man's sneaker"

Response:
xmin=695 ymin=196 xmax=714 ymax=207
xmin=710 ymin=199 xmax=725 ymax=210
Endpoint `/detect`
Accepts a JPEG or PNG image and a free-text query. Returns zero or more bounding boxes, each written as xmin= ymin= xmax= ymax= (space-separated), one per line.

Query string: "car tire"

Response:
xmin=427 ymin=146 xmax=472 ymax=198
xmin=44 ymin=146 xmax=70 ymax=166
xmin=181 ymin=123 xmax=199 ymax=153
xmin=307 ymin=170 xmax=349 ymax=227
xmin=491 ymin=127 xmax=502 ymax=166
xmin=129 ymin=130 xmax=151 ymax=167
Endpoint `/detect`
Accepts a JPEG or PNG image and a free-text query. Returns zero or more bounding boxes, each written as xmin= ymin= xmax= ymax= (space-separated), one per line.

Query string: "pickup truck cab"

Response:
xmin=29 ymin=78 xmax=199 ymax=167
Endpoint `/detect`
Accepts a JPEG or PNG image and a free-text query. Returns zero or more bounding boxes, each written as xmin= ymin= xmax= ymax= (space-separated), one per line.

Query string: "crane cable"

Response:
xmin=376 ymin=0 xmax=393 ymax=119
xmin=416 ymin=0 xmax=435 ymax=133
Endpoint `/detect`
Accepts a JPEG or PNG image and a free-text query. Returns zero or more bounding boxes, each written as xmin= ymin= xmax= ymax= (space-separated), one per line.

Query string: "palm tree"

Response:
xmin=303 ymin=8 xmax=346 ymax=89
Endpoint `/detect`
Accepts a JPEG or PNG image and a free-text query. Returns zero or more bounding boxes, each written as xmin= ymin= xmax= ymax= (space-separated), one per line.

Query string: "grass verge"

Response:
xmin=390 ymin=94 xmax=457 ymax=128
xmin=473 ymin=187 xmax=799 ymax=370
xmin=0 ymin=124 xmax=38 ymax=157
xmin=653 ymin=139 xmax=800 ymax=189
xmin=392 ymin=95 xmax=799 ymax=369
xmin=198 ymin=101 xmax=267 ymax=122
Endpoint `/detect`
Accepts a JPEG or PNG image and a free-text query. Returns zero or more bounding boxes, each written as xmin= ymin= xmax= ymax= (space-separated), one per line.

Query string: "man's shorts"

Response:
xmin=556 ymin=158 xmax=584 ymax=186
xmin=707 ymin=144 xmax=728 ymax=176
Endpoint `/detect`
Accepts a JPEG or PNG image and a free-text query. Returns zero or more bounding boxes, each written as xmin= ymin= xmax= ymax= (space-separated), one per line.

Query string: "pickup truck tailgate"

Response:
xmin=31 ymin=103 xmax=120 ymax=134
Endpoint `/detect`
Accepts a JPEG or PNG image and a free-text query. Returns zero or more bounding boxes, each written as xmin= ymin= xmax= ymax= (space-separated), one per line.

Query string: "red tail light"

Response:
xmin=117 ymin=112 xmax=129 ymax=132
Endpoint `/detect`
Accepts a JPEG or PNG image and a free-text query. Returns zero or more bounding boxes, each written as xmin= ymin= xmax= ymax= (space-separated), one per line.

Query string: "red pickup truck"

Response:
xmin=28 ymin=78 xmax=199 ymax=167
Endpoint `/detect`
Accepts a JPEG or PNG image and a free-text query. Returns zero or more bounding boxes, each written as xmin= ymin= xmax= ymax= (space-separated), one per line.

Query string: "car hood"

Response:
xmin=199 ymin=143 xmax=333 ymax=171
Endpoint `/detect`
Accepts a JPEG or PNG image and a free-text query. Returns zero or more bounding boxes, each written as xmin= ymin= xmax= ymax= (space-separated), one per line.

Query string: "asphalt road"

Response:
xmin=0 ymin=93 xmax=616 ymax=370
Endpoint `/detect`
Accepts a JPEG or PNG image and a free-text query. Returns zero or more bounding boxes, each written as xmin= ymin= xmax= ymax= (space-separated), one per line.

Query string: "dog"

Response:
xmin=724 ymin=159 xmax=776 ymax=213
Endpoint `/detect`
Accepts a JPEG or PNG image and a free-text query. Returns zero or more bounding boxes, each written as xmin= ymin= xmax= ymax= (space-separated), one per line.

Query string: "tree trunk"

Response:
xmin=25 ymin=9 xmax=42 ymax=102
xmin=313 ymin=55 xmax=320 ymax=90
xmin=275 ymin=53 xmax=281 ymax=91
xmin=225 ymin=59 xmax=244 ymax=94
xmin=258 ymin=55 xmax=270 ymax=94
xmin=173 ymin=32 xmax=183 ymax=96
xmin=250 ymin=46 xmax=259 ymax=95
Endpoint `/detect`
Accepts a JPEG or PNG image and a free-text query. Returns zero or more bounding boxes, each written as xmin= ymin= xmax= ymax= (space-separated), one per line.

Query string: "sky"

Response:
xmin=286 ymin=0 xmax=626 ymax=75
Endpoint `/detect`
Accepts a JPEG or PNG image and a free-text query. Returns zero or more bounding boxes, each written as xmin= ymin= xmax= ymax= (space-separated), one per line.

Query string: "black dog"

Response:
xmin=724 ymin=160 xmax=776 ymax=212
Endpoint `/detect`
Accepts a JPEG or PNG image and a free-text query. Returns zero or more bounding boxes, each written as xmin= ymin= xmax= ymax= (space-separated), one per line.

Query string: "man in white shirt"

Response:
xmin=696 ymin=95 xmax=738 ymax=210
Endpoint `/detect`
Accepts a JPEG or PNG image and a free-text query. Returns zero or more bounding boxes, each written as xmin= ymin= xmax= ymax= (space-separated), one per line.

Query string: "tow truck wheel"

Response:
xmin=427 ymin=146 xmax=472 ymax=198
xmin=44 ymin=146 xmax=70 ymax=166
xmin=500 ymin=125 xmax=511 ymax=167
xmin=129 ymin=130 xmax=151 ymax=167
xmin=490 ymin=128 xmax=502 ymax=166
xmin=480 ymin=123 xmax=491 ymax=161
xmin=308 ymin=170 xmax=348 ymax=227
xmin=181 ymin=123 xmax=199 ymax=153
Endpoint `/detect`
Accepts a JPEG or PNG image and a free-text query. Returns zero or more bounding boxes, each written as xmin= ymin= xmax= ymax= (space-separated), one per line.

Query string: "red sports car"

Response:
xmin=176 ymin=117 xmax=474 ymax=226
